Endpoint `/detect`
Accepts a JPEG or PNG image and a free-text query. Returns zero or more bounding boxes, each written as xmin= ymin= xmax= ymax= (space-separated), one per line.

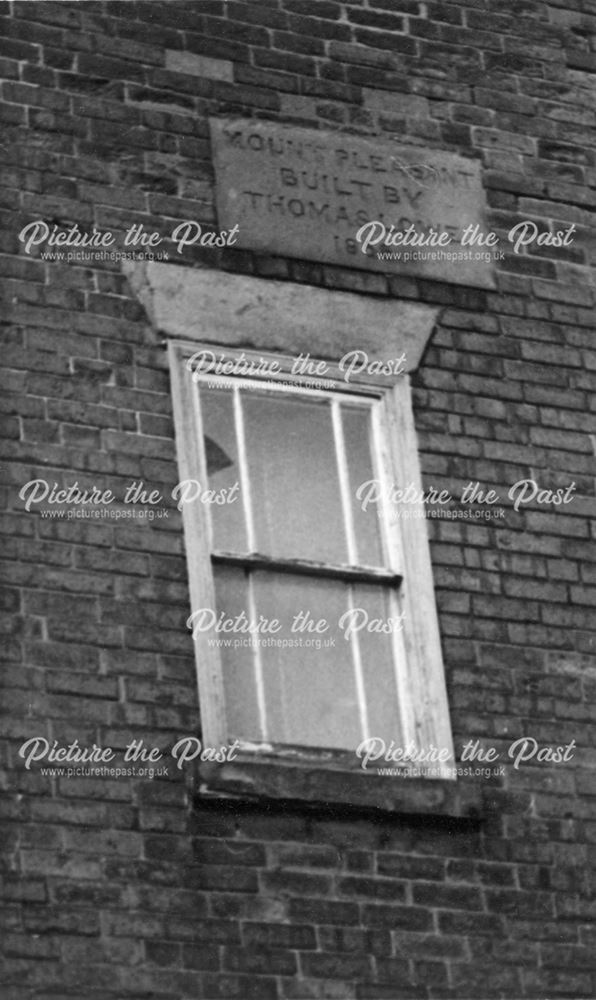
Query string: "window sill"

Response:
xmin=194 ymin=754 xmax=486 ymax=820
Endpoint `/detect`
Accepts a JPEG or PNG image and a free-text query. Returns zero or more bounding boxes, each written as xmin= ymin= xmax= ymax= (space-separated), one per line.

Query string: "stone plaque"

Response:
xmin=209 ymin=118 xmax=495 ymax=290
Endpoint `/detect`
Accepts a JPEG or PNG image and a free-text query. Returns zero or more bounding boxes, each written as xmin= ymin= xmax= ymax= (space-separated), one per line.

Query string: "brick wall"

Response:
xmin=1 ymin=1 xmax=596 ymax=998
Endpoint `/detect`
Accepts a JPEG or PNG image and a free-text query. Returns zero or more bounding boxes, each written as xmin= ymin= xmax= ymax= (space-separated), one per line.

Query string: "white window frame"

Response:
xmin=169 ymin=340 xmax=455 ymax=780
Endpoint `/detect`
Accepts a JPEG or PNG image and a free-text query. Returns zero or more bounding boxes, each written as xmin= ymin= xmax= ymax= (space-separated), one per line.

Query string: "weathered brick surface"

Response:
xmin=1 ymin=1 xmax=596 ymax=998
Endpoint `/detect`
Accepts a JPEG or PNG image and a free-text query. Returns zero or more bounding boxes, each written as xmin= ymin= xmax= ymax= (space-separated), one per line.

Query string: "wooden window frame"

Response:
xmin=169 ymin=340 xmax=455 ymax=781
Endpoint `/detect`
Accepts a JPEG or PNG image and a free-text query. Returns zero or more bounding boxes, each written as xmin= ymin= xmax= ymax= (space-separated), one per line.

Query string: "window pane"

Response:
xmin=201 ymin=383 xmax=404 ymax=755
xmin=352 ymin=583 xmax=405 ymax=745
xmin=213 ymin=565 xmax=371 ymax=750
xmin=253 ymin=571 xmax=362 ymax=750
xmin=341 ymin=404 xmax=385 ymax=568
xmin=243 ymin=392 xmax=348 ymax=564
xmin=213 ymin=567 xmax=405 ymax=752
xmin=213 ymin=564 xmax=263 ymax=741
xmin=198 ymin=387 xmax=247 ymax=552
